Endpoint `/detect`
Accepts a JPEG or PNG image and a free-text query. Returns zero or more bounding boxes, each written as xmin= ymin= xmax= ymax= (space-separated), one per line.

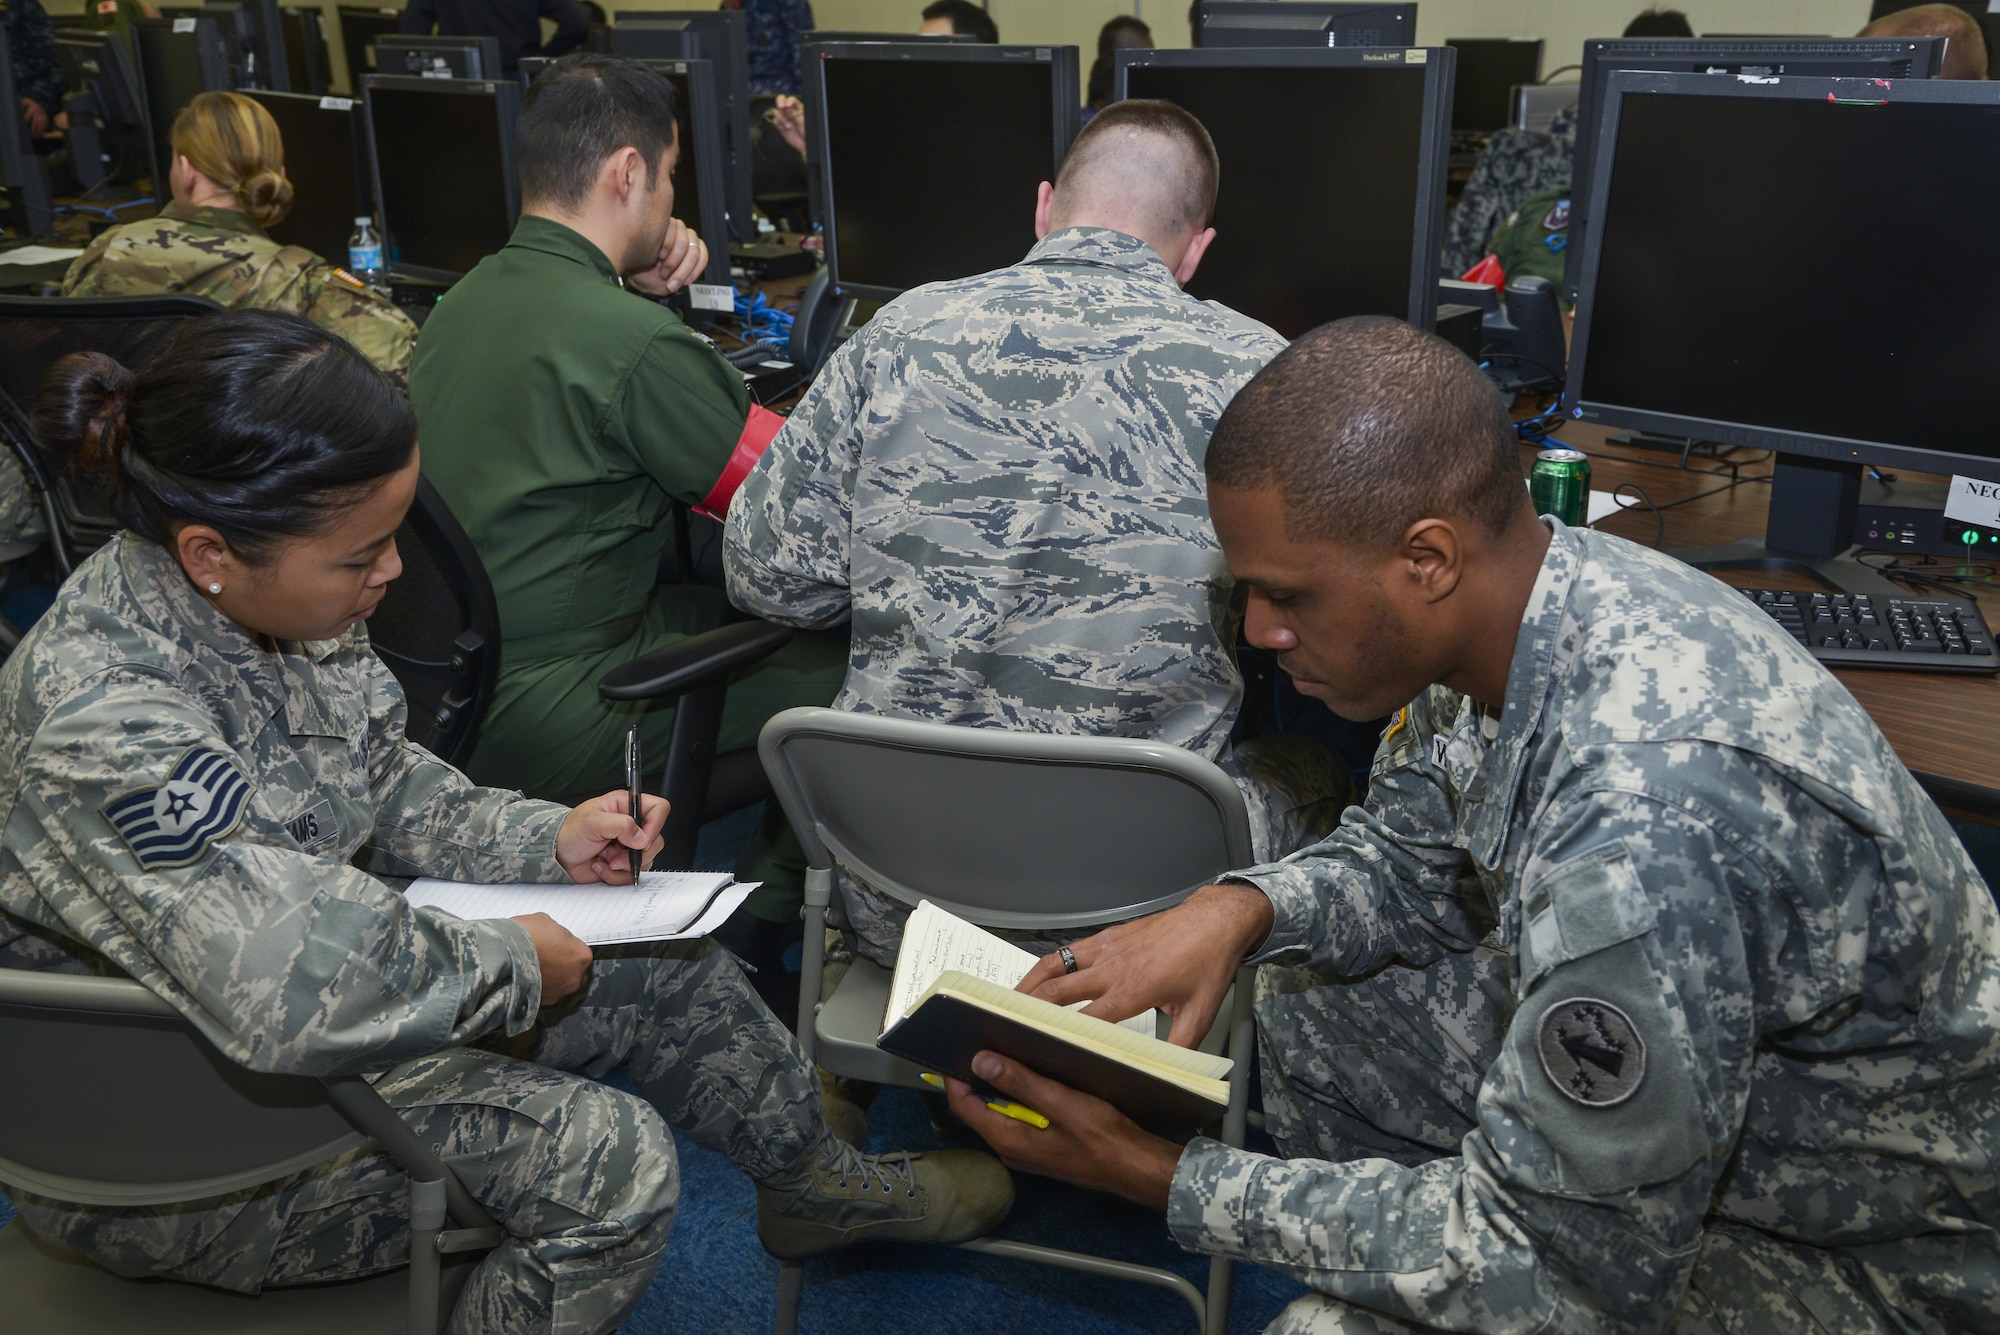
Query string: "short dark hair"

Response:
xmin=922 ymin=0 xmax=997 ymax=43
xmin=33 ymin=310 xmax=416 ymax=562
xmin=518 ymin=53 xmax=681 ymax=211
xmin=1098 ymin=14 xmax=1152 ymax=56
xmin=1053 ymin=98 xmax=1220 ymax=234
xmin=1622 ymin=7 xmax=1693 ymax=38
xmin=1206 ymin=317 xmax=1526 ymax=548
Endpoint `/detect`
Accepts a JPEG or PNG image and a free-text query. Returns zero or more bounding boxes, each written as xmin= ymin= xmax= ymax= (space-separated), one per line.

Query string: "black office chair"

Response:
xmin=366 ymin=476 xmax=500 ymax=769
xmin=0 ymin=294 xmax=225 ymax=575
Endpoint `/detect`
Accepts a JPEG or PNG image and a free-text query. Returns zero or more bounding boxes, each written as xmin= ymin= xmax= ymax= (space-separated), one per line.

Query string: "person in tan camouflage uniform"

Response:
xmin=61 ymin=91 xmax=417 ymax=390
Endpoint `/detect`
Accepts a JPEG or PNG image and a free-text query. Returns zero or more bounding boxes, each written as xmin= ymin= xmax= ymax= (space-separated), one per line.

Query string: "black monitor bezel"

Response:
xmin=361 ymin=72 xmax=521 ymax=282
xmin=1564 ymin=69 xmax=2000 ymax=487
xmin=280 ymin=6 xmax=331 ymax=94
xmin=616 ymin=10 xmax=753 ymax=244
xmin=1112 ymin=44 xmax=1452 ymax=332
xmin=801 ymin=31 xmax=975 ymax=46
xmin=54 ymin=30 xmax=147 ymax=126
xmin=1563 ymin=36 xmax=1947 ymax=301
xmin=371 ymin=34 xmax=502 ymax=80
xmin=643 ymin=56 xmax=731 ymax=287
xmin=805 ymin=41 xmax=1081 ymax=303
xmin=333 ymin=4 xmax=402 ymax=87
xmin=1445 ymin=36 xmax=1542 ymax=133
xmin=132 ymin=16 xmax=234 ymax=189
xmin=1194 ymin=2 xmax=1417 ymax=48
xmin=242 ymin=87 xmax=371 ymax=260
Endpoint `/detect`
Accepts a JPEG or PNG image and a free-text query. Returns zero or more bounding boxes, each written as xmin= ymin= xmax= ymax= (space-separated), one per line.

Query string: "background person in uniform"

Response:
xmin=398 ymin=0 xmax=588 ymax=77
xmin=1086 ymin=15 xmax=1152 ymax=114
xmin=726 ymin=99 xmax=1348 ymax=980
xmin=0 ymin=309 xmax=1014 ymax=1330
xmin=919 ymin=0 xmax=996 ymax=43
xmin=411 ymin=57 xmax=848 ymax=948
xmin=1621 ymin=5 xmax=1692 ymax=37
xmin=5 ymin=0 xmax=61 ymax=136
xmin=729 ymin=0 xmax=815 ymax=96
xmin=1860 ymin=2 xmax=1989 ymax=79
xmin=945 ymin=317 xmax=2000 ymax=1335
xmin=62 ymin=91 xmax=417 ymax=390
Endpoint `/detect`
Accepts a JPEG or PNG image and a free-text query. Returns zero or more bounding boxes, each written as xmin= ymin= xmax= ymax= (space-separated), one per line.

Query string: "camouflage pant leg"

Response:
xmin=0 ymin=448 xmax=47 ymax=553
xmin=1255 ymin=946 xmax=1511 ymax=1168
xmin=1263 ymin=1294 xmax=1433 ymax=1334
xmin=490 ymin=938 xmax=823 ymax=1185
xmin=1219 ymin=733 xmax=1351 ymax=862
xmin=1671 ymin=1223 xmax=1898 ymax=1335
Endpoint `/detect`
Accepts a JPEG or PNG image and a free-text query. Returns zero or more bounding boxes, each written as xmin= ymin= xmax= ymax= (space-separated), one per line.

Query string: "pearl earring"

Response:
xmin=207 ymin=583 xmax=222 ymax=595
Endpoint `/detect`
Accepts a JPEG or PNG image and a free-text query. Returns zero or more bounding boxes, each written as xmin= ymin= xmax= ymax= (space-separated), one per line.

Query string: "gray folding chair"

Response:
xmin=0 ymin=968 xmax=505 ymax=1334
xmin=758 ymin=706 xmax=1260 ymax=1335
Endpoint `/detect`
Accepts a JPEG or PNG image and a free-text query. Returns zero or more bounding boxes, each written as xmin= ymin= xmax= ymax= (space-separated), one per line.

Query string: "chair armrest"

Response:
xmin=597 ymin=619 xmax=796 ymax=701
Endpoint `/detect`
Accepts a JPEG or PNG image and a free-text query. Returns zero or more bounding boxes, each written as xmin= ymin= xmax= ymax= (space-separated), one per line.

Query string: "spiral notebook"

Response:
xmin=404 ymin=873 xmax=758 ymax=945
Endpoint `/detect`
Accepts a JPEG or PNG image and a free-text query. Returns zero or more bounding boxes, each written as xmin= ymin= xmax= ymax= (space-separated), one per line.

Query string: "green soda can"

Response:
xmin=1529 ymin=448 xmax=1591 ymax=527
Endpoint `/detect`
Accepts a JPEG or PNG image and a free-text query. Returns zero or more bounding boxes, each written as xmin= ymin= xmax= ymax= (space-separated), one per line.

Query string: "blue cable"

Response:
xmin=734 ymin=286 xmax=795 ymax=350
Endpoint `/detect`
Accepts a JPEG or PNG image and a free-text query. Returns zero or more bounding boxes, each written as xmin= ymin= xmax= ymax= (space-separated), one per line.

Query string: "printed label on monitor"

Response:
xmin=688 ymin=283 xmax=734 ymax=312
xmin=319 ymin=96 xmax=355 ymax=111
xmin=1407 ymin=49 xmax=1427 ymax=63
xmin=1945 ymin=476 xmax=2000 ymax=529
xmin=172 ymin=16 xmax=195 ymax=31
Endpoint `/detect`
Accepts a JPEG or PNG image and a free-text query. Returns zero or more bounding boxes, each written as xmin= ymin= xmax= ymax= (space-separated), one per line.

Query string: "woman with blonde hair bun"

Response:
xmin=61 ymin=90 xmax=418 ymax=389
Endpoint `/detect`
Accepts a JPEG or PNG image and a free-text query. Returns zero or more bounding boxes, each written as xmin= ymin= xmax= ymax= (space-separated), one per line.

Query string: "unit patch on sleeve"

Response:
xmin=1537 ymin=997 xmax=1647 ymax=1107
xmin=101 ymin=746 xmax=253 ymax=870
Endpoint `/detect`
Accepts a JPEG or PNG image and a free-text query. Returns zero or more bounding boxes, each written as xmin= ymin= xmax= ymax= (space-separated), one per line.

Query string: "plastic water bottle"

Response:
xmin=347 ymin=216 xmax=388 ymax=292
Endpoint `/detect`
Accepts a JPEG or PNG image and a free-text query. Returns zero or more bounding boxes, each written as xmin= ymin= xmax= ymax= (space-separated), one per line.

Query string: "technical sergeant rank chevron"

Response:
xmin=101 ymin=746 xmax=252 ymax=870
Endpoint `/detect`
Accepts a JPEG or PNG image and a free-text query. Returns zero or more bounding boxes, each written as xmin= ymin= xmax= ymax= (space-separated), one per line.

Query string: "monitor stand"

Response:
xmin=1668 ymin=453 xmax=1903 ymax=601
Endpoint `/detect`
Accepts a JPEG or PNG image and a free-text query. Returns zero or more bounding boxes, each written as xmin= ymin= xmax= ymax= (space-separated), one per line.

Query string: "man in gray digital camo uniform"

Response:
xmin=0 ymin=532 xmax=1012 ymax=1331
xmin=1441 ymin=103 xmax=1577 ymax=279
xmin=726 ymin=99 xmax=1348 ymax=969
xmin=945 ymin=317 xmax=2000 ymax=1334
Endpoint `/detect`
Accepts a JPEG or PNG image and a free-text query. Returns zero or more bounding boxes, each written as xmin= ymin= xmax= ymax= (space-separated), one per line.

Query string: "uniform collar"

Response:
xmin=1021 ymin=226 xmax=1181 ymax=289
xmin=159 ymin=199 xmax=268 ymax=240
xmin=503 ymin=213 xmax=622 ymax=282
xmin=1458 ymin=518 xmax=1581 ymax=868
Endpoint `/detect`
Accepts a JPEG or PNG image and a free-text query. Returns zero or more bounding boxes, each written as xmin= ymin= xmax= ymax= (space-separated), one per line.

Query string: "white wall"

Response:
xmin=803 ymin=0 xmax=1877 ymax=71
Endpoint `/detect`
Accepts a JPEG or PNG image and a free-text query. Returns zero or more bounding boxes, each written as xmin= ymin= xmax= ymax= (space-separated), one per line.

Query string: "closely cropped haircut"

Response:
xmin=1206 ymin=316 xmax=1526 ymax=548
xmin=1622 ymin=7 xmax=1693 ymax=38
xmin=1099 ymin=14 xmax=1153 ymax=56
xmin=922 ymin=0 xmax=997 ymax=43
xmin=1860 ymin=3 xmax=1989 ymax=79
xmin=517 ymin=54 xmax=681 ymax=211
xmin=1052 ymin=98 xmax=1220 ymax=236
xmin=171 ymin=91 xmax=293 ymax=229
xmin=33 ymin=309 xmax=416 ymax=562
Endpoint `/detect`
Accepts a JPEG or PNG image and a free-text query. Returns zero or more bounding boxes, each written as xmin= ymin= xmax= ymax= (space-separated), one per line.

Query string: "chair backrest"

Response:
xmin=0 ymin=294 xmax=225 ymax=574
xmin=0 ymin=970 xmax=366 ymax=1208
xmin=366 ymin=475 xmax=501 ymax=768
xmin=758 ymin=707 xmax=1257 ymax=934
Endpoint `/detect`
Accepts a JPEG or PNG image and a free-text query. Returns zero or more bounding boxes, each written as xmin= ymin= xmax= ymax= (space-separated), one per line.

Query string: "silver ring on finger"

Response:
xmin=1058 ymin=945 xmax=1077 ymax=974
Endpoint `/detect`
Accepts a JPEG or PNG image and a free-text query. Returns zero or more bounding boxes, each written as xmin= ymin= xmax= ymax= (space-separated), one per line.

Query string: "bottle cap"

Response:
xmin=354 ymin=216 xmax=371 ymax=226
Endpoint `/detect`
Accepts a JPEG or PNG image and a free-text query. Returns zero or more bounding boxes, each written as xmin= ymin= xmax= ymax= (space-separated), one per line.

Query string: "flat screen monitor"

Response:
xmin=1193 ymin=2 xmax=1416 ymax=49
xmin=282 ymin=6 xmax=332 ymax=94
xmin=1566 ymin=71 xmax=2000 ymax=592
xmin=244 ymin=88 xmax=368 ymax=261
xmin=1447 ymin=37 xmax=1540 ymax=133
xmin=616 ymin=11 xmax=752 ymax=243
xmin=1116 ymin=46 xmax=1450 ymax=337
xmin=336 ymin=5 xmax=402 ymax=81
xmin=608 ymin=18 xmax=695 ymax=62
xmin=240 ymin=0 xmax=289 ymax=90
xmin=55 ymin=30 xmax=146 ymax=126
xmin=372 ymin=33 xmax=501 ymax=79
xmin=1564 ymin=37 xmax=1946 ymax=300
xmin=362 ymin=73 xmax=520 ymax=279
xmin=806 ymin=42 xmax=1080 ymax=301
xmin=133 ymin=17 xmax=233 ymax=188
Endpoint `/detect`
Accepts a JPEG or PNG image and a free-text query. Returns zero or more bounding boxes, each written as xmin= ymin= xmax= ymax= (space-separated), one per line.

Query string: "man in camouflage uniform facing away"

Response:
xmin=726 ymin=99 xmax=1349 ymax=969
xmin=1442 ymin=102 xmax=1576 ymax=279
xmin=946 ymin=317 xmax=2000 ymax=1334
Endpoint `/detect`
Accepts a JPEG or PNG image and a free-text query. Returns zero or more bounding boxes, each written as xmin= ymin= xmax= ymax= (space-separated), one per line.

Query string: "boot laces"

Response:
xmin=818 ymin=1134 xmax=918 ymax=1199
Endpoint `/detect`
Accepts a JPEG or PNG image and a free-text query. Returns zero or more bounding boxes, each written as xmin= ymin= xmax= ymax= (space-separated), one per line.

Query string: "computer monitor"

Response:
xmin=133 ymin=16 xmax=234 ymax=187
xmin=336 ymin=4 xmax=402 ymax=82
xmin=608 ymin=18 xmax=695 ymax=62
xmin=55 ymin=30 xmax=146 ymax=127
xmin=243 ymin=88 xmax=368 ymax=261
xmin=1116 ymin=46 xmax=1451 ymax=337
xmin=1564 ymin=36 xmax=1947 ymax=301
xmin=240 ymin=0 xmax=289 ymax=90
xmin=615 ymin=11 xmax=752 ymax=243
xmin=1193 ymin=2 xmax=1417 ymax=49
xmin=372 ymin=33 xmax=502 ymax=79
xmin=802 ymin=31 xmax=975 ymax=46
xmin=1565 ymin=70 xmax=2000 ymax=598
xmin=0 ymin=21 xmax=55 ymax=237
xmin=202 ymin=2 xmax=287 ymax=90
xmin=1447 ymin=37 xmax=1541 ymax=133
xmin=805 ymin=41 xmax=1081 ymax=302
xmin=362 ymin=73 xmax=521 ymax=280
xmin=282 ymin=6 xmax=332 ymax=94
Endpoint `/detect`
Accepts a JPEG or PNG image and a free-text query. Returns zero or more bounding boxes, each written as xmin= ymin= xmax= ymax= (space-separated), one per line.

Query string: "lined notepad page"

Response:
xmin=405 ymin=873 xmax=757 ymax=945
xmin=884 ymin=900 xmax=1159 ymax=1040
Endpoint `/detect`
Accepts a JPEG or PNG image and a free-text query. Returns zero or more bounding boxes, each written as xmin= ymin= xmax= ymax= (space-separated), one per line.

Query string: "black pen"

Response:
xmin=625 ymin=725 xmax=643 ymax=881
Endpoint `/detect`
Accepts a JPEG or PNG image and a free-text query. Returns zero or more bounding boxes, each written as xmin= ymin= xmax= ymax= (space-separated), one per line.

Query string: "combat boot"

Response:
xmin=755 ymin=1132 xmax=1014 ymax=1259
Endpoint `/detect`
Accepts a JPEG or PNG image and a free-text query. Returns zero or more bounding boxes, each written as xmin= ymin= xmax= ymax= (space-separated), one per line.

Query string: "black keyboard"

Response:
xmin=1743 ymin=589 xmax=2000 ymax=674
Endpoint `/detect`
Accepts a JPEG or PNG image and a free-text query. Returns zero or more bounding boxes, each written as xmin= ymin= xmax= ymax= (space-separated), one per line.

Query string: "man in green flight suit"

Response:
xmin=1486 ymin=185 xmax=1570 ymax=293
xmin=411 ymin=55 xmax=845 ymax=917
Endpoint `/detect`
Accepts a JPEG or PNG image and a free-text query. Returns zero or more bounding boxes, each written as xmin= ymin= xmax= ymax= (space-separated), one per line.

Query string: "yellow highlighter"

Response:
xmin=920 ymin=1072 xmax=1050 ymax=1129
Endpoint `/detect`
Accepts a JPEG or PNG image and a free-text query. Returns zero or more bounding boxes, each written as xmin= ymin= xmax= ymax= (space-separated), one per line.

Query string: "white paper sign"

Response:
xmin=319 ymin=96 xmax=354 ymax=110
xmin=1945 ymin=475 xmax=2000 ymax=528
xmin=688 ymin=282 xmax=734 ymax=312
xmin=172 ymin=16 xmax=195 ymax=31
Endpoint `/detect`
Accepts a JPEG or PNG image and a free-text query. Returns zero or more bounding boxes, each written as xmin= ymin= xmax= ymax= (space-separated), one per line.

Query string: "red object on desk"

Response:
xmin=1461 ymin=254 xmax=1506 ymax=288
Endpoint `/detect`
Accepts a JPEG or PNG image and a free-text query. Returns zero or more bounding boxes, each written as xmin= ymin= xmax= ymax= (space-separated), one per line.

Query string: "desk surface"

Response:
xmin=1532 ymin=426 xmax=2000 ymax=819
